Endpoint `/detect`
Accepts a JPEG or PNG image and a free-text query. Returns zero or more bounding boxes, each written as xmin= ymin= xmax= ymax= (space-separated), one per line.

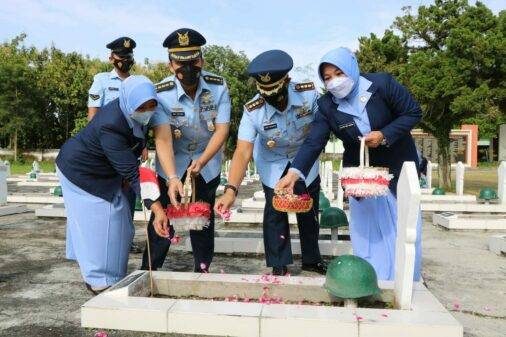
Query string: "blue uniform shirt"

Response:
xmin=238 ymin=81 xmax=320 ymax=188
xmin=88 ymin=69 xmax=123 ymax=107
xmin=150 ymin=71 xmax=231 ymax=182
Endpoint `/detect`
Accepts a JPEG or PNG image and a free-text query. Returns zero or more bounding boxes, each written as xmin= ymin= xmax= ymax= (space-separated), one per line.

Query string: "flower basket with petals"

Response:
xmin=166 ymin=175 xmax=211 ymax=231
xmin=340 ymin=137 xmax=393 ymax=198
xmin=273 ymin=190 xmax=313 ymax=213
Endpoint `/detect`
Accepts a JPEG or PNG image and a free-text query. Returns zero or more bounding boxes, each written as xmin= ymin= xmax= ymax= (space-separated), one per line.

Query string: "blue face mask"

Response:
xmin=131 ymin=110 xmax=155 ymax=126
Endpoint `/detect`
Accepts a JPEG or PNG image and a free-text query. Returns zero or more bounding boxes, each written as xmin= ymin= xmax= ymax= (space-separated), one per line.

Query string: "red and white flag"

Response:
xmin=139 ymin=167 xmax=160 ymax=201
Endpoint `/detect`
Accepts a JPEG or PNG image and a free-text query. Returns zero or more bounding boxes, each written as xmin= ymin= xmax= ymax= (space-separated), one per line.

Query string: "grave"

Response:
xmin=0 ymin=163 xmax=29 ymax=216
xmin=489 ymin=235 xmax=506 ymax=256
xmin=35 ymin=203 xmax=151 ymax=221
xmin=433 ymin=212 xmax=506 ymax=230
xmin=423 ymin=163 xmax=506 ymax=212
xmin=81 ymin=162 xmax=463 ymax=337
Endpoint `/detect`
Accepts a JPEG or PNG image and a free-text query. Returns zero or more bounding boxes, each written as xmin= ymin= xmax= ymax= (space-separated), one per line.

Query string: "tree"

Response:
xmin=202 ymin=45 xmax=256 ymax=156
xmin=0 ymin=34 xmax=40 ymax=161
xmin=357 ymin=0 xmax=505 ymax=189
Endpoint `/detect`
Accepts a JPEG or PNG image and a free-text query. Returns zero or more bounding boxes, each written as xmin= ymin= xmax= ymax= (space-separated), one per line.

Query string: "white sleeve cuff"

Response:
xmin=289 ymin=168 xmax=305 ymax=180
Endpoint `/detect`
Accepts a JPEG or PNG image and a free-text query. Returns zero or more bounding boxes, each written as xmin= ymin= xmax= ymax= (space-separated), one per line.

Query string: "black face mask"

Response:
xmin=175 ymin=63 xmax=202 ymax=86
xmin=262 ymin=85 xmax=288 ymax=111
xmin=113 ymin=57 xmax=134 ymax=72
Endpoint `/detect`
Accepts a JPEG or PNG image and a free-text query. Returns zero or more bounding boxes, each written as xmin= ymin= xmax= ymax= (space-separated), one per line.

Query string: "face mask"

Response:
xmin=113 ymin=57 xmax=134 ymax=72
xmin=262 ymin=85 xmax=288 ymax=111
xmin=326 ymin=75 xmax=354 ymax=99
xmin=131 ymin=110 xmax=155 ymax=126
xmin=175 ymin=63 xmax=201 ymax=86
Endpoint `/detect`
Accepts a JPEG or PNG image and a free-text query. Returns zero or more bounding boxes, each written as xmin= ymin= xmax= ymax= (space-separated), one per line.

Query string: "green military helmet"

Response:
xmin=478 ymin=187 xmax=498 ymax=201
xmin=53 ymin=186 xmax=63 ymax=197
xmin=220 ymin=177 xmax=228 ymax=186
xmin=319 ymin=193 xmax=331 ymax=211
xmin=135 ymin=197 xmax=143 ymax=211
xmin=432 ymin=187 xmax=445 ymax=195
xmin=320 ymin=207 xmax=348 ymax=229
xmin=324 ymin=255 xmax=380 ymax=299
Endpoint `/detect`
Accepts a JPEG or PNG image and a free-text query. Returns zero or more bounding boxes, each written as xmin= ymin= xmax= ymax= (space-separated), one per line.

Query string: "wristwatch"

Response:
xmin=166 ymin=175 xmax=179 ymax=186
xmin=224 ymin=184 xmax=238 ymax=196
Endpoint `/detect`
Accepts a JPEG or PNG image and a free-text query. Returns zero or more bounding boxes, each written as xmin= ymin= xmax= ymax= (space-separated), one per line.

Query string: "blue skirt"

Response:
xmin=349 ymin=192 xmax=422 ymax=281
xmin=57 ymin=168 xmax=134 ymax=287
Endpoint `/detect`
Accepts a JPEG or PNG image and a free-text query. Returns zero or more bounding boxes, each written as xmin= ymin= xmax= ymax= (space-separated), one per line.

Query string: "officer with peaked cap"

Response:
xmin=215 ymin=50 xmax=327 ymax=276
xmin=141 ymin=28 xmax=231 ymax=273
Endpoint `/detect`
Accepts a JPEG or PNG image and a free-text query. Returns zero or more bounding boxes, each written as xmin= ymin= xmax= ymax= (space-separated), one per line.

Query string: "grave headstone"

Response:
xmin=455 ymin=161 xmax=465 ymax=196
xmin=498 ymin=161 xmax=506 ymax=204
xmin=394 ymin=161 xmax=421 ymax=310
xmin=32 ymin=160 xmax=40 ymax=173
xmin=3 ymin=160 xmax=10 ymax=177
xmin=499 ymin=124 xmax=506 ymax=161
xmin=426 ymin=160 xmax=432 ymax=189
xmin=0 ymin=162 xmax=7 ymax=205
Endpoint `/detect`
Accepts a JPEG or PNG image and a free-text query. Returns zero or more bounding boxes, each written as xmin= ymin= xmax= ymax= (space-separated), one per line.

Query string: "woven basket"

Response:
xmin=167 ymin=175 xmax=211 ymax=231
xmin=341 ymin=138 xmax=393 ymax=198
xmin=272 ymin=192 xmax=313 ymax=213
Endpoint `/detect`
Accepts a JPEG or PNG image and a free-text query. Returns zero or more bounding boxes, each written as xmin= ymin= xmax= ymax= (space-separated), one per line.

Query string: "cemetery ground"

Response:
xmin=0 ymin=177 xmax=505 ymax=337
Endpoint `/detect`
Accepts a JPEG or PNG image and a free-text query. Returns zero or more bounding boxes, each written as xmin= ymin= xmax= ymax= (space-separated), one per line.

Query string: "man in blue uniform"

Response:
xmin=87 ymin=36 xmax=146 ymax=253
xmin=214 ymin=50 xmax=327 ymax=276
xmin=142 ymin=28 xmax=231 ymax=272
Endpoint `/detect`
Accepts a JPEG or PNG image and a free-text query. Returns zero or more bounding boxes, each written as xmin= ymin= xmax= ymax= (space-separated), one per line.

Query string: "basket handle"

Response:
xmin=359 ymin=137 xmax=370 ymax=168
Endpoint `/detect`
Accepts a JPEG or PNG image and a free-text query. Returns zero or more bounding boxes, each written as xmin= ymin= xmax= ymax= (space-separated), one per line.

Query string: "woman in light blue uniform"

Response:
xmin=278 ymin=48 xmax=423 ymax=281
xmin=56 ymin=76 xmax=177 ymax=294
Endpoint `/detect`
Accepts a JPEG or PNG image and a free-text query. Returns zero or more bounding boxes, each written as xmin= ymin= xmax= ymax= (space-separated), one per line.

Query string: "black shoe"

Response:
xmin=302 ymin=261 xmax=328 ymax=275
xmin=85 ymin=283 xmax=110 ymax=296
xmin=272 ymin=266 xmax=288 ymax=276
xmin=130 ymin=242 xmax=143 ymax=254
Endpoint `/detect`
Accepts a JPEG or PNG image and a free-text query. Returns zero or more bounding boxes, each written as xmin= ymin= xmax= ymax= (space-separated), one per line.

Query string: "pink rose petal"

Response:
xmin=94 ymin=332 xmax=108 ymax=337
xmin=452 ymin=302 xmax=461 ymax=310
xmin=484 ymin=307 xmax=492 ymax=312
xmin=200 ymin=262 xmax=207 ymax=270
xmin=356 ymin=316 xmax=363 ymax=321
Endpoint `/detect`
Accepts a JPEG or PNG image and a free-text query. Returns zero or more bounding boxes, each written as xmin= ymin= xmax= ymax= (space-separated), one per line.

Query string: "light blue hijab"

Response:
xmin=119 ymin=75 xmax=158 ymax=139
xmin=318 ymin=47 xmax=373 ymax=135
xmin=318 ymin=47 xmax=360 ymax=99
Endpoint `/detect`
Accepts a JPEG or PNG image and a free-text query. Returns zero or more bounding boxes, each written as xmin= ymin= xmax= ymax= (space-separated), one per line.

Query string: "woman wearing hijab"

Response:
xmin=56 ymin=75 xmax=181 ymax=294
xmin=276 ymin=47 xmax=423 ymax=281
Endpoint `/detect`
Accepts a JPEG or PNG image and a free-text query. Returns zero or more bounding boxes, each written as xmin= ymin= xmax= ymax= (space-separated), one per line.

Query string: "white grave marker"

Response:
xmin=426 ymin=160 xmax=432 ymax=189
xmin=455 ymin=161 xmax=465 ymax=196
xmin=498 ymin=161 xmax=506 ymax=205
xmin=394 ymin=161 xmax=421 ymax=310
xmin=0 ymin=162 xmax=7 ymax=205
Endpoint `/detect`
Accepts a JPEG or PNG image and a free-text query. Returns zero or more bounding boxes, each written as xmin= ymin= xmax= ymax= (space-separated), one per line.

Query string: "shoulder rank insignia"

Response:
xmin=203 ymin=75 xmax=224 ymax=85
xmin=89 ymin=94 xmax=100 ymax=101
xmin=245 ymin=97 xmax=265 ymax=112
xmin=155 ymin=81 xmax=175 ymax=93
xmin=294 ymin=82 xmax=315 ymax=92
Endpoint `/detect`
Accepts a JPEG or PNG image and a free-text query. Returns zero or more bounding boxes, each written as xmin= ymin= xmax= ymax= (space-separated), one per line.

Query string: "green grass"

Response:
xmin=8 ymin=161 xmax=56 ymax=175
xmin=431 ymin=168 xmax=498 ymax=196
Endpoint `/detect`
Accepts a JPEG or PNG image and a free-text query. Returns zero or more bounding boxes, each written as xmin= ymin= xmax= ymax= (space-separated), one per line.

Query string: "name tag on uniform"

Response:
xmin=108 ymin=87 xmax=119 ymax=91
xmin=263 ymin=123 xmax=277 ymax=131
xmin=338 ymin=122 xmax=355 ymax=130
xmin=171 ymin=111 xmax=185 ymax=117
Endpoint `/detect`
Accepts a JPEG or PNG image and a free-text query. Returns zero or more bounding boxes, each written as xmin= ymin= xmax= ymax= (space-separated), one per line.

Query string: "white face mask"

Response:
xmin=131 ymin=110 xmax=155 ymax=126
xmin=326 ymin=75 xmax=355 ymax=99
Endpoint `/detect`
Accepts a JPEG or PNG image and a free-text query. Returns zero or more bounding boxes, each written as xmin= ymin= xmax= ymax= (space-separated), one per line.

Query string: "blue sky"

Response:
xmin=1 ymin=0 xmax=503 ymax=81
